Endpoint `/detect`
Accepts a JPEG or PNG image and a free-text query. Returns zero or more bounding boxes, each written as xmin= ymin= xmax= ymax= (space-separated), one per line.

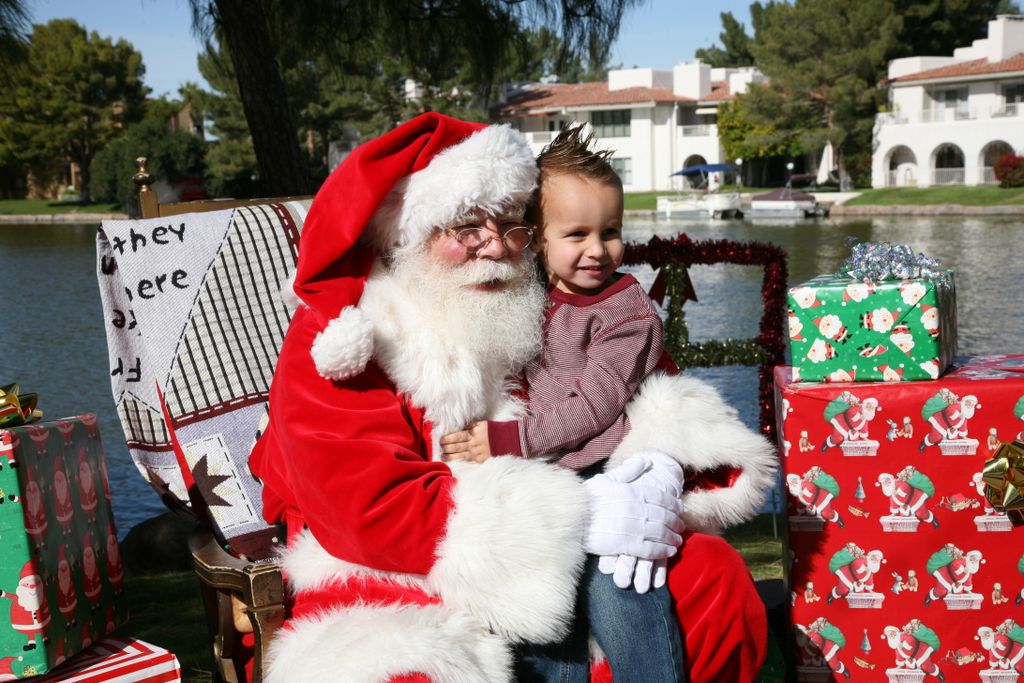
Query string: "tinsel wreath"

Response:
xmin=624 ymin=233 xmax=788 ymax=441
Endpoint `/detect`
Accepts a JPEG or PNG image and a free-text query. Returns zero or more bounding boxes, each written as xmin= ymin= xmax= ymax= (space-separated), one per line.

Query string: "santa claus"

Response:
xmin=104 ymin=522 xmax=124 ymax=595
xmin=52 ymin=456 xmax=74 ymax=536
xmin=977 ymin=620 xmax=1024 ymax=674
xmin=21 ymin=466 xmax=46 ymax=549
xmin=800 ymin=618 xmax=850 ymax=678
xmin=787 ymin=467 xmax=843 ymax=527
xmin=81 ymin=532 xmax=103 ymax=611
xmin=0 ymin=560 xmax=50 ymax=650
xmin=821 ymin=392 xmax=880 ymax=452
xmin=878 ymin=466 xmax=938 ymax=526
xmin=919 ymin=389 xmax=980 ymax=451
xmin=925 ymin=544 xmax=984 ymax=605
xmin=248 ymin=113 xmax=775 ymax=682
xmin=827 ymin=543 xmax=884 ymax=603
xmin=77 ymin=448 xmax=98 ymax=522
xmin=883 ymin=620 xmax=942 ymax=679
xmin=55 ymin=545 xmax=78 ymax=626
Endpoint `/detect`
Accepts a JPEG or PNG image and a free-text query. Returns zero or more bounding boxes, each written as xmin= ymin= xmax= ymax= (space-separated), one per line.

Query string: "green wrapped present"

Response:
xmin=0 ymin=416 xmax=127 ymax=678
xmin=787 ymin=271 xmax=957 ymax=383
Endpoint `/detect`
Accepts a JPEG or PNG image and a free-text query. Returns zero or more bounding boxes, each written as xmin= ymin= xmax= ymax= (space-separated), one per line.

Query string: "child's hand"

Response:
xmin=440 ymin=421 xmax=492 ymax=463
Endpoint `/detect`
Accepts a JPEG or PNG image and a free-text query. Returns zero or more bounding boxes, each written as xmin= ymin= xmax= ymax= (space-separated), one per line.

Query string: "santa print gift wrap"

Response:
xmin=787 ymin=272 xmax=956 ymax=383
xmin=0 ymin=416 xmax=127 ymax=679
xmin=776 ymin=355 xmax=1024 ymax=683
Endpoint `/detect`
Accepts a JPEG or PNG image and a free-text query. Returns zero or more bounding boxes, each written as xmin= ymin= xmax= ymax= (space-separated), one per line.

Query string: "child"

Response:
xmin=440 ymin=124 xmax=684 ymax=683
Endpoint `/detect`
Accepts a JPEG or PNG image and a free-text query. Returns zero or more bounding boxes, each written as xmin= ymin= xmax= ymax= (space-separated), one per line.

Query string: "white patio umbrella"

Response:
xmin=817 ymin=142 xmax=836 ymax=185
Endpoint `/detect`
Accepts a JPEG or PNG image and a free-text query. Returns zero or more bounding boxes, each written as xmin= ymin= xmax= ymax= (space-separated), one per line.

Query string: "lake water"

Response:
xmin=1 ymin=215 xmax=1021 ymax=534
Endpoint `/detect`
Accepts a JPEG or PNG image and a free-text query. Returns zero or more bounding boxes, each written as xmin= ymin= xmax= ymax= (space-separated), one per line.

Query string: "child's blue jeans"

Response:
xmin=515 ymin=554 xmax=686 ymax=682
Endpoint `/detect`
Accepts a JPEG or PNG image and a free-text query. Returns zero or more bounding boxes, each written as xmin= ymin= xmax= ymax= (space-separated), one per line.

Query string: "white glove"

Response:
xmin=634 ymin=450 xmax=685 ymax=498
xmin=583 ymin=455 xmax=685 ymax=561
xmin=595 ymin=452 xmax=686 ymax=593
xmin=598 ymin=555 xmax=669 ymax=594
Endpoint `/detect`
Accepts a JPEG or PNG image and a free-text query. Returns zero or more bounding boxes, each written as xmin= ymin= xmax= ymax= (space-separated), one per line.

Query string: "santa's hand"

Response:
xmin=598 ymin=555 xmax=669 ymax=593
xmin=583 ymin=456 xmax=685 ymax=560
xmin=631 ymin=450 xmax=685 ymax=498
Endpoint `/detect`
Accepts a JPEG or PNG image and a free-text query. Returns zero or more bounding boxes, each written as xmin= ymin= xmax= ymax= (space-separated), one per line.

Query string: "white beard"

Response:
xmin=16 ymin=582 xmax=40 ymax=610
xmin=360 ymin=245 xmax=545 ymax=441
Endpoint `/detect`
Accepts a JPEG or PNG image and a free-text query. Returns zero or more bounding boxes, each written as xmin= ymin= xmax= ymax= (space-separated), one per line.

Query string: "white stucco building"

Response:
xmin=873 ymin=15 xmax=1024 ymax=188
xmin=492 ymin=61 xmax=766 ymax=192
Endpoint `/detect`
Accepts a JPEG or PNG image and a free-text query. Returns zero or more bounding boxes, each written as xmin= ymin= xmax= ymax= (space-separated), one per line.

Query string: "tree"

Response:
xmin=695 ymin=11 xmax=756 ymax=67
xmin=741 ymin=0 xmax=902 ymax=186
xmin=187 ymin=0 xmax=645 ymax=197
xmin=891 ymin=0 xmax=1014 ymax=58
xmin=91 ymin=98 xmax=208 ymax=209
xmin=0 ymin=19 xmax=149 ymax=201
xmin=716 ymin=97 xmax=805 ymax=163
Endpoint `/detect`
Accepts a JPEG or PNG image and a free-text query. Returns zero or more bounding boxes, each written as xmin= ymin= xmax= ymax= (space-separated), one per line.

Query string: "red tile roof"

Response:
xmin=891 ymin=52 xmax=1024 ymax=83
xmin=494 ymin=81 xmax=693 ymax=117
xmin=702 ymin=80 xmax=732 ymax=102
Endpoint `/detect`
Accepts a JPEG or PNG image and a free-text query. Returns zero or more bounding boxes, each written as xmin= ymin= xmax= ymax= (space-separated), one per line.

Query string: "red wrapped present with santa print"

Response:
xmin=0 ymin=415 xmax=127 ymax=678
xmin=775 ymin=355 xmax=1024 ymax=682
xmin=30 ymin=637 xmax=180 ymax=682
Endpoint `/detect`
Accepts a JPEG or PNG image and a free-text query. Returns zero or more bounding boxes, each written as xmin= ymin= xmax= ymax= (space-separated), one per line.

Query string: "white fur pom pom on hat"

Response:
xmin=310 ymin=306 xmax=375 ymax=381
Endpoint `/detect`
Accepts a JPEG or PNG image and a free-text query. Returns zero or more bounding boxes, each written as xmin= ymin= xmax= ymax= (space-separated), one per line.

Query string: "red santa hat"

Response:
xmin=291 ymin=112 xmax=538 ymax=381
xmin=877 ymin=364 xmax=903 ymax=380
xmin=19 ymin=560 xmax=38 ymax=583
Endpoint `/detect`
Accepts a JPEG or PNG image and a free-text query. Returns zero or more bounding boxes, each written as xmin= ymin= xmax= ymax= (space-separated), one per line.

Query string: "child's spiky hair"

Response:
xmin=526 ymin=122 xmax=622 ymax=224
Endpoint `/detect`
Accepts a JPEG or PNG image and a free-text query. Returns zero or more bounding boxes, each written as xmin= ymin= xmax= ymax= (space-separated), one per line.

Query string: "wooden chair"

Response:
xmin=131 ymin=157 xmax=311 ymax=682
xmin=133 ymin=156 xmax=309 ymax=219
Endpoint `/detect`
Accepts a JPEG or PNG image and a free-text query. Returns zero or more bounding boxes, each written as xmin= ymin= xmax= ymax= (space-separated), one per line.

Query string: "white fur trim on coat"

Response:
xmin=309 ymin=305 xmax=375 ymax=380
xmin=265 ymin=602 xmax=512 ymax=683
xmin=280 ymin=457 xmax=587 ymax=647
xmin=428 ymin=457 xmax=587 ymax=644
xmin=611 ymin=372 xmax=778 ymax=533
xmin=366 ymin=124 xmax=538 ymax=250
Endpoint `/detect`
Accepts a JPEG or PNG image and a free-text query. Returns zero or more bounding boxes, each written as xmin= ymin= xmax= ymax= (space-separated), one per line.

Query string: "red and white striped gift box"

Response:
xmin=34 ymin=637 xmax=180 ymax=683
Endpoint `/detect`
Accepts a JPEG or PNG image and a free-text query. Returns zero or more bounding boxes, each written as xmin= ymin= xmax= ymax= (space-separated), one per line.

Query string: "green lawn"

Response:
xmin=119 ymin=572 xmax=215 ymax=683
xmin=844 ymin=185 xmax=1024 ymax=206
xmin=119 ymin=515 xmax=785 ymax=683
xmin=724 ymin=513 xmax=785 ymax=581
xmin=0 ymin=198 xmax=122 ymax=215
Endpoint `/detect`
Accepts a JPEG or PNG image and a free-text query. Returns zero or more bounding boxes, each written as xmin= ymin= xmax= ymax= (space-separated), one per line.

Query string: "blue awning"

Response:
xmin=671 ymin=163 xmax=736 ymax=176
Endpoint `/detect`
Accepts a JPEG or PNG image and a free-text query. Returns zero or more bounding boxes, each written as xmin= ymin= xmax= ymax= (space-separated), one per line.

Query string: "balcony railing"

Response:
xmin=885 ymin=170 xmax=918 ymax=187
xmin=680 ymin=124 xmax=716 ymax=137
xmin=932 ymin=168 xmax=965 ymax=185
xmin=878 ymin=102 xmax=1023 ymax=126
xmin=981 ymin=167 xmax=998 ymax=184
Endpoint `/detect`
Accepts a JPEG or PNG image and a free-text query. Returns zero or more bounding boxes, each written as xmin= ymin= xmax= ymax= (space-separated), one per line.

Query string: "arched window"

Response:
xmin=980 ymin=141 xmax=1015 ymax=183
xmin=932 ymin=144 xmax=965 ymax=185
xmin=885 ymin=146 xmax=917 ymax=187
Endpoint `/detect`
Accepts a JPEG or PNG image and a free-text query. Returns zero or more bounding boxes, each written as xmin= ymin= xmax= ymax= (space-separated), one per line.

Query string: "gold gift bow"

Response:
xmin=0 ymin=383 xmax=43 ymax=427
xmin=982 ymin=440 xmax=1024 ymax=523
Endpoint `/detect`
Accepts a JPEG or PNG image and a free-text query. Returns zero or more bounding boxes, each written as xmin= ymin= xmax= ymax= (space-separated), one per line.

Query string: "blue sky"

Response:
xmin=29 ymin=0 xmax=755 ymax=98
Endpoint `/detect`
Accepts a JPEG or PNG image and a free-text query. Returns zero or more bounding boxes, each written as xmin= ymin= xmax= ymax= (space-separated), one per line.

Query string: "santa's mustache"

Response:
xmin=440 ymin=256 xmax=533 ymax=288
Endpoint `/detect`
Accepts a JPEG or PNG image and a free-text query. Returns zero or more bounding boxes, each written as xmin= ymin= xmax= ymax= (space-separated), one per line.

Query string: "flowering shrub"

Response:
xmin=993 ymin=152 xmax=1024 ymax=188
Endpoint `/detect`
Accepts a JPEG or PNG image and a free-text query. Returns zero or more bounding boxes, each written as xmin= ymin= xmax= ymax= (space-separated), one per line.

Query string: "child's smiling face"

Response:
xmin=535 ymin=173 xmax=624 ymax=295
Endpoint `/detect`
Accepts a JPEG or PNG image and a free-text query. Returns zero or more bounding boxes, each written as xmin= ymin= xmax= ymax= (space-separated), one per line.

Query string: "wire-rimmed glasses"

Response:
xmin=444 ymin=218 xmax=535 ymax=254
